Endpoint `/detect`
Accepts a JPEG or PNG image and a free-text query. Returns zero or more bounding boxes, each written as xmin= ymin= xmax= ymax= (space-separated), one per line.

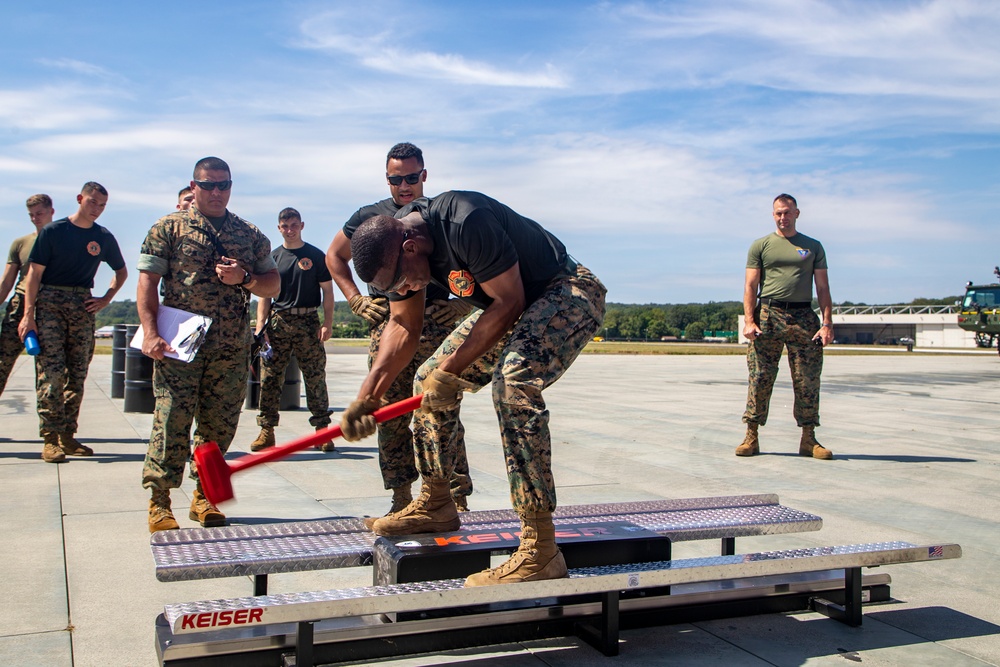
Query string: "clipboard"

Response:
xmin=130 ymin=305 xmax=213 ymax=363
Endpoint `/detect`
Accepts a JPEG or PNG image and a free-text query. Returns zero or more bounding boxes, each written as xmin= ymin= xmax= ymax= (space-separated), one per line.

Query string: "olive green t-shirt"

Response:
xmin=746 ymin=232 xmax=827 ymax=303
xmin=7 ymin=231 xmax=37 ymax=295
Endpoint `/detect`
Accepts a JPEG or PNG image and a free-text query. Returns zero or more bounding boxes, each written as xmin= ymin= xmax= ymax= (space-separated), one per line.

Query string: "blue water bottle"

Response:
xmin=24 ymin=331 xmax=40 ymax=356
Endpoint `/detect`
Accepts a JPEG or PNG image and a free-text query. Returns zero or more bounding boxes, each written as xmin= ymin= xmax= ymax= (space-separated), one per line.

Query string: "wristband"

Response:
xmin=241 ymin=271 xmax=252 ymax=286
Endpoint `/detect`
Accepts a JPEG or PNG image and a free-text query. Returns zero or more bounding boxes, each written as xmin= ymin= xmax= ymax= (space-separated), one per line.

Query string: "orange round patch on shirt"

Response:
xmin=297 ymin=257 xmax=313 ymax=270
xmin=448 ymin=270 xmax=475 ymax=297
xmin=86 ymin=241 xmax=101 ymax=256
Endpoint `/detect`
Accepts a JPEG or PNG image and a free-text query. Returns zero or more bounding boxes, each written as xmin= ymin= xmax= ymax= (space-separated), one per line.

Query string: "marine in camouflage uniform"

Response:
xmin=326 ymin=143 xmax=474 ymax=515
xmin=369 ymin=313 xmax=473 ymax=500
xmin=0 ymin=194 xmax=55 ymax=396
xmin=341 ymin=191 xmax=607 ymax=587
xmin=738 ymin=194 xmax=834 ymax=460
xmin=251 ymin=208 xmax=333 ymax=451
xmin=138 ymin=157 xmax=279 ymax=532
xmin=18 ymin=184 xmax=128 ymax=463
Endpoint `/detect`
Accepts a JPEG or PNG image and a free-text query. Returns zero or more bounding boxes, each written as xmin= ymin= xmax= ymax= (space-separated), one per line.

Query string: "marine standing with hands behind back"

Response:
xmin=249 ymin=207 xmax=335 ymax=452
xmin=138 ymin=157 xmax=279 ymax=533
xmin=18 ymin=183 xmax=128 ymax=463
xmin=737 ymin=193 xmax=834 ymax=460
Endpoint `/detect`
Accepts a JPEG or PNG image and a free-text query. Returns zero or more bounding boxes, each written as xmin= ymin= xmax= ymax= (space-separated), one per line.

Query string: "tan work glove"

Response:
xmin=349 ymin=294 xmax=389 ymax=326
xmin=420 ymin=368 xmax=477 ymax=412
xmin=340 ymin=395 xmax=380 ymax=441
xmin=427 ymin=298 xmax=475 ymax=326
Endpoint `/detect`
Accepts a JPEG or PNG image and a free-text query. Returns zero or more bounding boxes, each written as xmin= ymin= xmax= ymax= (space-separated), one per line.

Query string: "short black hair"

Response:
xmin=351 ymin=215 xmax=401 ymax=283
xmin=773 ymin=193 xmax=797 ymax=207
xmin=386 ymin=142 xmax=423 ymax=168
xmin=178 ymin=186 xmax=192 ymax=198
xmin=81 ymin=181 xmax=108 ymax=196
xmin=278 ymin=207 xmax=301 ymax=222
xmin=194 ymin=156 xmax=231 ymax=179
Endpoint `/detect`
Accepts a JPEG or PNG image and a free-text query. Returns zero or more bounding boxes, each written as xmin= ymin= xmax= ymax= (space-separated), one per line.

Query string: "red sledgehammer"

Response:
xmin=194 ymin=394 xmax=424 ymax=506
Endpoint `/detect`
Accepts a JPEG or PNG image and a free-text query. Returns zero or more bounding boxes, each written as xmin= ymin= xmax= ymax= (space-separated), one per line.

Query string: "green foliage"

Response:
xmin=598 ymin=302 xmax=743 ymax=341
xmin=95 ymin=300 xmax=139 ymax=326
xmin=684 ymin=321 xmax=707 ymax=340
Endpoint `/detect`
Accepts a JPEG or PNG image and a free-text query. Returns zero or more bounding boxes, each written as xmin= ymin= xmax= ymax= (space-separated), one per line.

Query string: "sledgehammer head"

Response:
xmin=193 ymin=441 xmax=233 ymax=506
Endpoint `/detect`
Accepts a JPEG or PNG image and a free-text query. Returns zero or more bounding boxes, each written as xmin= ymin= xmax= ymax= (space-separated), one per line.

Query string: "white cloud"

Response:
xmin=297 ymin=9 xmax=568 ymax=88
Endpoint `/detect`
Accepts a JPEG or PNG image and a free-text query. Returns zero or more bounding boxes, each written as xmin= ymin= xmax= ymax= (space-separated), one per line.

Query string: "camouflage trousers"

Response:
xmin=34 ymin=288 xmax=96 ymax=436
xmin=0 ymin=293 xmax=27 ymax=396
xmin=369 ymin=307 xmax=473 ymax=497
xmin=142 ymin=339 xmax=249 ymax=490
xmin=412 ymin=263 xmax=607 ymax=515
xmin=743 ymin=303 xmax=823 ymax=428
xmin=257 ymin=311 xmax=330 ymax=429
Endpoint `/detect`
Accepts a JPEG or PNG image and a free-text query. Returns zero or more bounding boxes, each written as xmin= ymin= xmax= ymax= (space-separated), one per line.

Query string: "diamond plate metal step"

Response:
xmin=151 ymin=494 xmax=821 ymax=582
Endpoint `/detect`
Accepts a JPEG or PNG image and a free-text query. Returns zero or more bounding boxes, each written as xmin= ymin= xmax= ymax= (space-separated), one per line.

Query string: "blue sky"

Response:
xmin=1 ymin=0 xmax=998 ymax=305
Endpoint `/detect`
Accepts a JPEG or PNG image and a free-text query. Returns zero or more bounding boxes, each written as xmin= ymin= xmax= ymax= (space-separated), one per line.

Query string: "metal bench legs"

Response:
xmin=575 ymin=590 xmax=621 ymax=656
xmin=811 ymin=566 xmax=863 ymax=627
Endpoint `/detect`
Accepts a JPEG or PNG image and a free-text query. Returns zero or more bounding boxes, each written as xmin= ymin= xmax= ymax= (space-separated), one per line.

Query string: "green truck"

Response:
xmin=957 ymin=267 xmax=1000 ymax=352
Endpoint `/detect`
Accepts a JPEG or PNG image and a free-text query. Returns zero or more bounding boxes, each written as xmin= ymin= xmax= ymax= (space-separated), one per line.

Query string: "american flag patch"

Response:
xmin=928 ymin=546 xmax=944 ymax=559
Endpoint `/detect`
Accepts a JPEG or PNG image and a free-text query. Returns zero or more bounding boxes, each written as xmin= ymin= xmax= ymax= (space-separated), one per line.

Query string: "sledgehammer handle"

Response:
xmin=228 ymin=394 xmax=424 ymax=474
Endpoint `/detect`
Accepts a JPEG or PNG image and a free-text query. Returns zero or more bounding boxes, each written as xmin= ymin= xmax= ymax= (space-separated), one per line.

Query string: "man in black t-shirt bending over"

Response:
xmin=342 ymin=191 xmax=606 ymax=587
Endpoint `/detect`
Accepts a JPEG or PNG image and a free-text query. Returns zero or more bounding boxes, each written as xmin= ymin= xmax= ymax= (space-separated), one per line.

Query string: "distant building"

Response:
xmin=738 ymin=305 xmax=974 ymax=348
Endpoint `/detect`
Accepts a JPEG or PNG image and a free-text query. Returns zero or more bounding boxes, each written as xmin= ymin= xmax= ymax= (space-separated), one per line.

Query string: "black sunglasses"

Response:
xmin=386 ymin=170 xmax=424 ymax=186
xmin=193 ymin=179 xmax=233 ymax=192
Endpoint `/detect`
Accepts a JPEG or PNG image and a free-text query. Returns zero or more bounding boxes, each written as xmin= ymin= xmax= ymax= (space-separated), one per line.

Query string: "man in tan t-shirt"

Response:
xmin=0 ymin=194 xmax=54 ymax=396
xmin=737 ymin=193 xmax=834 ymax=459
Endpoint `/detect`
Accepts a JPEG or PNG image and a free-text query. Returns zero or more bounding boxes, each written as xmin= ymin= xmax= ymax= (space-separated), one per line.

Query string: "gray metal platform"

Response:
xmin=151 ymin=494 xmax=822 ymax=583
xmin=162 ymin=541 xmax=959 ymax=633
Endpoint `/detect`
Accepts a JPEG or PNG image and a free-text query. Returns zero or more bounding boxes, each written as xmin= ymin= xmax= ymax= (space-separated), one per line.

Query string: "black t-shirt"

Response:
xmin=29 ymin=218 xmax=126 ymax=288
xmin=271 ymin=243 xmax=332 ymax=311
xmin=396 ymin=191 xmax=567 ymax=310
xmin=344 ymin=197 xmax=450 ymax=301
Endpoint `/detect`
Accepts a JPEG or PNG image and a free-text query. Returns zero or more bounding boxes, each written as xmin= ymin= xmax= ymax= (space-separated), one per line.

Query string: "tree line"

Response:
xmin=15 ymin=294 xmax=959 ymax=342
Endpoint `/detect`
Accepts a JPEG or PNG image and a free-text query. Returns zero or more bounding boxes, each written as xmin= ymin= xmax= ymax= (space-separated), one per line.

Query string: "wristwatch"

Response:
xmin=820 ymin=323 xmax=833 ymax=328
xmin=241 ymin=270 xmax=252 ymax=286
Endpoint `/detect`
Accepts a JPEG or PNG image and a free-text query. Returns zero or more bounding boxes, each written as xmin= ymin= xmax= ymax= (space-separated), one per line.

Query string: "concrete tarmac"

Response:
xmin=1 ymin=348 xmax=999 ymax=666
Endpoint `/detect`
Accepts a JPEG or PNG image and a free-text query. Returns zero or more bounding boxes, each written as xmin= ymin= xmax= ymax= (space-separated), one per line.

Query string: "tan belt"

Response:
xmin=278 ymin=306 xmax=317 ymax=315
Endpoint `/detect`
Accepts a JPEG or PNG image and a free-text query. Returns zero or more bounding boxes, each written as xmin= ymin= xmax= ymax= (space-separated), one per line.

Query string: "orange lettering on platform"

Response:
xmin=434 ymin=535 xmax=468 ymax=546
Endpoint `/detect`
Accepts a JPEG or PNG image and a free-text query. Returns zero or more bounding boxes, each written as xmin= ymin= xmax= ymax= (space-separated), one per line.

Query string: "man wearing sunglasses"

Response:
xmin=343 ymin=191 xmax=606 ymax=586
xmin=18 ymin=183 xmax=128 ymax=463
xmin=138 ymin=156 xmax=280 ymax=533
xmin=249 ymin=207 xmax=335 ymax=453
xmin=326 ymin=143 xmax=474 ymax=522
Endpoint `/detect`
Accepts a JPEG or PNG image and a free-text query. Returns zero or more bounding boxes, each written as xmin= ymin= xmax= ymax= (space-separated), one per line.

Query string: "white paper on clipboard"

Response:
xmin=129 ymin=305 xmax=213 ymax=363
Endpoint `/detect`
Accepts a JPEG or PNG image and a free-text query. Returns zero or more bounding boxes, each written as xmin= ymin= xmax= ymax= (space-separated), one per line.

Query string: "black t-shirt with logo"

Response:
xmin=344 ymin=197 xmax=449 ymax=301
xmin=29 ymin=217 xmax=126 ymax=288
xmin=271 ymin=243 xmax=332 ymax=311
xmin=396 ymin=191 xmax=567 ymax=310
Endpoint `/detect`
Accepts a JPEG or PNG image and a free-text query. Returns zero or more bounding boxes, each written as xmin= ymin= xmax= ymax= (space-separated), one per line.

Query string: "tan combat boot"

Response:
xmin=465 ymin=511 xmax=567 ymax=586
xmin=42 ymin=434 xmax=66 ymax=463
xmin=316 ymin=425 xmax=335 ymax=452
xmin=149 ymin=488 xmax=179 ymax=533
xmin=250 ymin=426 xmax=275 ymax=452
xmin=371 ymin=479 xmax=460 ymax=536
xmin=799 ymin=426 xmax=832 ymax=459
xmin=454 ymin=494 xmax=469 ymax=512
xmin=363 ymin=485 xmax=413 ymax=530
xmin=189 ymin=487 xmax=227 ymax=527
xmin=58 ymin=432 xmax=93 ymax=456
xmin=735 ymin=423 xmax=759 ymax=457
